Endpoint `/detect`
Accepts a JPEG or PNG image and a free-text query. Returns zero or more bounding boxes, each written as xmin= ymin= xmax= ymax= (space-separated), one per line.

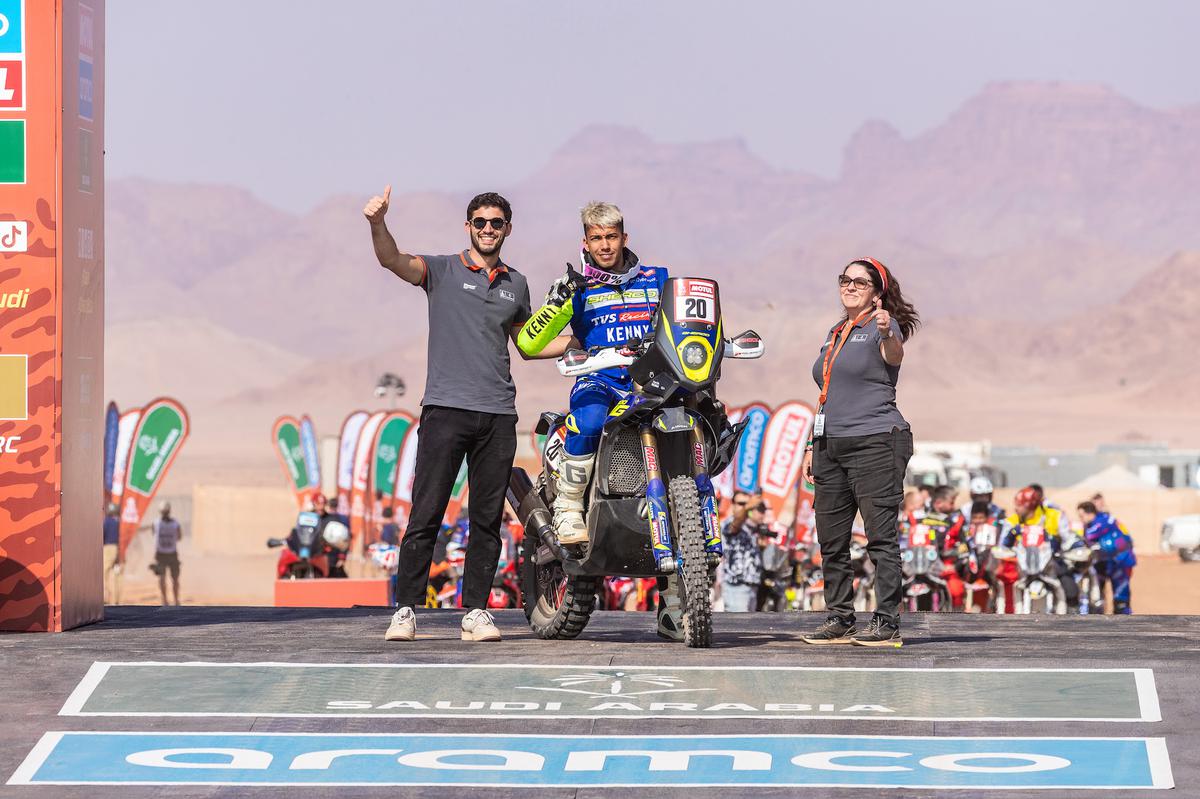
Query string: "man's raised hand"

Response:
xmin=363 ymin=185 xmax=392 ymax=224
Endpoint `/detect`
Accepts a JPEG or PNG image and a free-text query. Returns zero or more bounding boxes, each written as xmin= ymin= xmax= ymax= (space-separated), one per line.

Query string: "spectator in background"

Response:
xmin=1091 ymin=493 xmax=1109 ymax=513
xmin=102 ymin=502 xmax=121 ymax=605
xmin=380 ymin=507 xmax=400 ymax=546
xmin=151 ymin=501 xmax=183 ymax=606
xmin=720 ymin=491 xmax=765 ymax=612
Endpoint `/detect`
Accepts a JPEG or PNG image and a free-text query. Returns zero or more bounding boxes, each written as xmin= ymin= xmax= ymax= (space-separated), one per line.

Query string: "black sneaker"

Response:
xmin=801 ymin=616 xmax=857 ymax=645
xmin=851 ymin=616 xmax=903 ymax=648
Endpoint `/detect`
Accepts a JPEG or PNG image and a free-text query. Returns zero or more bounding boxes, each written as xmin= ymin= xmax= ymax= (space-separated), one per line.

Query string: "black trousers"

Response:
xmin=395 ymin=406 xmax=517 ymax=610
xmin=813 ymin=427 xmax=913 ymax=625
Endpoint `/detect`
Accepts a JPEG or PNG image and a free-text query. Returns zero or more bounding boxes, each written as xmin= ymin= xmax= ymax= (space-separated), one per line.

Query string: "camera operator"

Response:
xmin=720 ymin=491 xmax=770 ymax=612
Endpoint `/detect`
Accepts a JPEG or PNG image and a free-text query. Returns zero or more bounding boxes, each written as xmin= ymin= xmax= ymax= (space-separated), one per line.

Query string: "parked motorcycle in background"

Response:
xmin=997 ymin=524 xmax=1066 ymax=614
xmin=1062 ymin=541 xmax=1104 ymax=615
xmin=266 ymin=511 xmax=350 ymax=580
xmin=901 ymin=524 xmax=951 ymax=611
xmin=961 ymin=522 xmax=1000 ymax=613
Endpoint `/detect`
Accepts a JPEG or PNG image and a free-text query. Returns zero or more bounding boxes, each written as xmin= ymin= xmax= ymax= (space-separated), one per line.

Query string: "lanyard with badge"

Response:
xmin=813 ymin=309 xmax=873 ymax=438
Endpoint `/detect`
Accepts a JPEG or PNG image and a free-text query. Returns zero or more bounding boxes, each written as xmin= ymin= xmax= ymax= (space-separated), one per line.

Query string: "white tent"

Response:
xmin=1068 ymin=464 xmax=1162 ymax=492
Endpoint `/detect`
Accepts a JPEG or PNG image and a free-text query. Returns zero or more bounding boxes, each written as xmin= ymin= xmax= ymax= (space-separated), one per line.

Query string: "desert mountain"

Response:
xmin=102 ymin=82 xmax=1200 ymax=485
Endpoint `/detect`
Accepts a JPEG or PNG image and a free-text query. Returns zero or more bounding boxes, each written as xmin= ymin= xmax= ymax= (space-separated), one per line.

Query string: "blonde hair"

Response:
xmin=580 ymin=201 xmax=624 ymax=233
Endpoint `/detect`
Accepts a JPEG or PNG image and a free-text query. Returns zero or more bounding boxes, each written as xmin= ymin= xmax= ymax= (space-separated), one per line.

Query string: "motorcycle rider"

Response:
xmin=914 ymin=485 xmax=967 ymax=609
xmin=1077 ymin=500 xmax=1136 ymax=614
xmin=959 ymin=476 xmax=1005 ymax=522
xmin=998 ymin=486 xmax=1077 ymax=610
xmin=516 ymin=201 xmax=685 ymax=638
xmin=286 ymin=493 xmax=349 ymax=578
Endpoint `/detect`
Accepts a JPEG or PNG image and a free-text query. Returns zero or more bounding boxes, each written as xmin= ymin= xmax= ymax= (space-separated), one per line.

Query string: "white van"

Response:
xmin=1161 ymin=514 xmax=1200 ymax=562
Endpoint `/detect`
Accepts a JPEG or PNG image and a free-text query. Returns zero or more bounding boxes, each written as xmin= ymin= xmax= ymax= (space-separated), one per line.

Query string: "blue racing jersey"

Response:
xmin=569 ymin=252 xmax=669 ymax=389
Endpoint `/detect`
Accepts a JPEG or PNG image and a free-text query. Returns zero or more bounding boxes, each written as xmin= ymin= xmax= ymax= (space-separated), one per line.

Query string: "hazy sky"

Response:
xmin=107 ymin=1 xmax=1200 ymax=212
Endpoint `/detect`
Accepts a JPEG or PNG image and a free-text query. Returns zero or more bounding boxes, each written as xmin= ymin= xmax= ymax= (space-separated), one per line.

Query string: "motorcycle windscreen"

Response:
xmin=631 ymin=277 xmax=724 ymax=392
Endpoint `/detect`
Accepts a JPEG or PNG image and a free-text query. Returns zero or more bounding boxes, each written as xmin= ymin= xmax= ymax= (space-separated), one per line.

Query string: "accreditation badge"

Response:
xmin=813 ymin=411 xmax=826 ymax=438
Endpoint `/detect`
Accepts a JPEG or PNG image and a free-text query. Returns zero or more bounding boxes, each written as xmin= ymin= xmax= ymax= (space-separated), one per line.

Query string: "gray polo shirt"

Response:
xmin=810 ymin=317 xmax=909 ymax=438
xmin=416 ymin=251 xmax=531 ymax=415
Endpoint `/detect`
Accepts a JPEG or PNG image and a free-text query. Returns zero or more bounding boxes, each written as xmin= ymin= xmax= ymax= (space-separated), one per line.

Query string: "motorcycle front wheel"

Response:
xmin=519 ymin=527 xmax=598 ymax=639
xmin=668 ymin=474 xmax=713 ymax=648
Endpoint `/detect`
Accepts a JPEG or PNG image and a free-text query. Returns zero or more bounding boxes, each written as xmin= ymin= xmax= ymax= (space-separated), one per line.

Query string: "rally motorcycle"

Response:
xmin=1062 ymin=541 xmax=1104 ymax=615
xmin=996 ymin=524 xmax=1067 ymax=615
xmin=961 ymin=522 xmax=1001 ymax=613
xmin=901 ymin=524 xmax=951 ymax=611
xmin=266 ymin=511 xmax=350 ymax=579
xmin=507 ymin=276 xmax=763 ymax=648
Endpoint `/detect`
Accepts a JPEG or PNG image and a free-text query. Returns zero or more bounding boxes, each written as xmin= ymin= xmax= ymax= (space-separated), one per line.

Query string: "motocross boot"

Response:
xmin=552 ymin=451 xmax=594 ymax=545
xmin=656 ymin=574 xmax=684 ymax=641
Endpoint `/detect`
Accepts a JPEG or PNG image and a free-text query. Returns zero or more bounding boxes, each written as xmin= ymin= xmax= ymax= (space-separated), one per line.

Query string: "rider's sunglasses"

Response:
xmin=838 ymin=275 xmax=873 ymax=290
xmin=471 ymin=217 xmax=508 ymax=230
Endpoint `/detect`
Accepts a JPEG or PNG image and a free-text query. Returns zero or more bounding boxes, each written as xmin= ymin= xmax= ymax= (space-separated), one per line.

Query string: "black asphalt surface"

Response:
xmin=1 ymin=606 xmax=1196 ymax=797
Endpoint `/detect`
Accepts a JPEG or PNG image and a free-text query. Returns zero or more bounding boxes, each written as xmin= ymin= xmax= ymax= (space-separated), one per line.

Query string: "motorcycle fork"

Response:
xmin=689 ymin=424 xmax=723 ymax=557
xmin=640 ymin=426 xmax=676 ymax=572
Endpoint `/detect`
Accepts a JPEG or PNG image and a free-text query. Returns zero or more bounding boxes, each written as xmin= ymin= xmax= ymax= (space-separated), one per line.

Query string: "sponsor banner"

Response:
xmin=0 ymin=117 xmax=24 ymax=183
xmin=108 ymin=409 xmax=141 ymax=512
xmin=101 ymin=401 xmax=118 ymax=502
xmin=758 ymin=400 xmax=815 ymax=519
xmin=62 ymin=662 xmax=1160 ymax=723
xmin=271 ymin=416 xmax=309 ymax=507
xmin=298 ymin=415 xmax=320 ymax=491
xmin=118 ymin=398 xmax=189 ymax=560
xmin=733 ymin=403 xmax=770 ymax=494
xmin=335 ymin=410 xmax=368 ymax=515
xmin=365 ymin=411 xmax=413 ymax=546
xmin=10 ymin=731 xmax=1173 ymax=789
xmin=390 ymin=420 xmax=420 ymax=528
xmin=0 ymin=352 xmax=26 ymax=419
xmin=349 ymin=411 xmax=386 ymax=552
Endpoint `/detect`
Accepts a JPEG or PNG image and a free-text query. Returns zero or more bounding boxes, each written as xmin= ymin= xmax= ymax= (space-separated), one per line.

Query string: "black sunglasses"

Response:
xmin=471 ymin=217 xmax=508 ymax=230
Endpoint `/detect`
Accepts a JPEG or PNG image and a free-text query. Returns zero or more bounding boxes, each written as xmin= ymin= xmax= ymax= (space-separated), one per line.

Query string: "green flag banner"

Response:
xmin=272 ymin=416 xmax=310 ymax=507
xmin=117 ymin=398 xmax=189 ymax=559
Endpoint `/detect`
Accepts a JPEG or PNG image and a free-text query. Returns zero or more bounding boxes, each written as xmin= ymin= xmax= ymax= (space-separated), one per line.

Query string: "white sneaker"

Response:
xmin=384 ymin=606 xmax=416 ymax=641
xmin=461 ymin=608 xmax=502 ymax=642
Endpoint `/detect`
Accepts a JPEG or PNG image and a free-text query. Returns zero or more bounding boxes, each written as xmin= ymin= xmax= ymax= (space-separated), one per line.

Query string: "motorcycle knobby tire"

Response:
xmin=668 ymin=474 xmax=713 ymax=648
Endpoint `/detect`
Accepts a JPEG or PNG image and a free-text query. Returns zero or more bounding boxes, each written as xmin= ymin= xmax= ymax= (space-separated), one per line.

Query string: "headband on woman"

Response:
xmin=854 ymin=257 xmax=889 ymax=294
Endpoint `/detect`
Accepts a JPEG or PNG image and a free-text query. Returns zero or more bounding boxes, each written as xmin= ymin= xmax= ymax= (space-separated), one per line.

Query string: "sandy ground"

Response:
xmin=109 ymin=539 xmax=1200 ymax=615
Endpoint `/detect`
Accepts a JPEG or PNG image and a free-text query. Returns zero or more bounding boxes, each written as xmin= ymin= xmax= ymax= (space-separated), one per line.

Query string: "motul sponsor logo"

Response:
xmin=677 ymin=279 xmax=715 ymax=298
xmin=761 ymin=404 xmax=815 ymax=496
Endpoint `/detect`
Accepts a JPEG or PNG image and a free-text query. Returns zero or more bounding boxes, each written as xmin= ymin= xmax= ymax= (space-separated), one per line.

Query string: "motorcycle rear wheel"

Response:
xmin=520 ymin=524 xmax=598 ymax=639
xmin=668 ymin=474 xmax=713 ymax=648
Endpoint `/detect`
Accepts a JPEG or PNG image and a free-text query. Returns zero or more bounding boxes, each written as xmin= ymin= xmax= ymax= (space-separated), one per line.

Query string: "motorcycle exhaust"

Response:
xmin=507 ymin=468 xmax=570 ymax=564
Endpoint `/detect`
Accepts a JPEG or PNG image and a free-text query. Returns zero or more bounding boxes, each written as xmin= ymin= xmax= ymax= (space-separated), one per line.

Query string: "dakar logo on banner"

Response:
xmin=758 ymin=401 xmax=815 ymax=517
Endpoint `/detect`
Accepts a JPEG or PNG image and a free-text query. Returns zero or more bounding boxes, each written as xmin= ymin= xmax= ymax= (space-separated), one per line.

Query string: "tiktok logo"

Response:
xmin=0 ymin=220 xmax=27 ymax=252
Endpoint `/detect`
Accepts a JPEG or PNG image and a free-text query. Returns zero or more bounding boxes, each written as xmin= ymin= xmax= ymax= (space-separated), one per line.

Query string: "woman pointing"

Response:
xmin=800 ymin=258 xmax=920 ymax=647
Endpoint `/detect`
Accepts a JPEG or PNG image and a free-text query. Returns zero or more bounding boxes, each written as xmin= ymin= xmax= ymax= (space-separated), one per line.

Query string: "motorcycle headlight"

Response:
xmin=682 ymin=341 xmax=706 ymax=367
